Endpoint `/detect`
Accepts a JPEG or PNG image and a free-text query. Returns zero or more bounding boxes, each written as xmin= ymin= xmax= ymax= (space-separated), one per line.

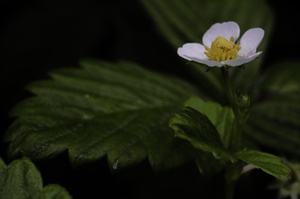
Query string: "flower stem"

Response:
xmin=221 ymin=67 xmax=241 ymax=150
xmin=221 ymin=67 xmax=247 ymax=199
xmin=221 ymin=68 xmax=237 ymax=117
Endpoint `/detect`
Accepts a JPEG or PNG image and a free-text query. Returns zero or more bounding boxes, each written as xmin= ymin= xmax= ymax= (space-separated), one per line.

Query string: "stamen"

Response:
xmin=205 ymin=36 xmax=240 ymax=62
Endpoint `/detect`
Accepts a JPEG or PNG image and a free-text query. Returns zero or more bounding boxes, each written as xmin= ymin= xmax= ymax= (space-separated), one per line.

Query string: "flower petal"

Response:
xmin=203 ymin=21 xmax=240 ymax=47
xmin=238 ymin=28 xmax=264 ymax=57
xmin=222 ymin=52 xmax=263 ymax=66
xmin=177 ymin=43 xmax=222 ymax=67
xmin=177 ymin=43 xmax=207 ymax=61
xmin=187 ymin=57 xmax=223 ymax=67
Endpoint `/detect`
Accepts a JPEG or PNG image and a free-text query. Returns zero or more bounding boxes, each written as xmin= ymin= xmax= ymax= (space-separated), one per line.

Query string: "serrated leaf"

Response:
xmin=5 ymin=59 xmax=199 ymax=171
xmin=139 ymin=0 xmax=274 ymax=101
xmin=170 ymin=107 xmax=236 ymax=162
xmin=0 ymin=157 xmax=71 ymax=199
xmin=271 ymin=161 xmax=300 ymax=198
xmin=235 ymin=150 xmax=291 ymax=181
xmin=245 ymin=61 xmax=300 ymax=156
xmin=184 ymin=97 xmax=235 ymax=148
xmin=39 ymin=185 xmax=73 ymax=199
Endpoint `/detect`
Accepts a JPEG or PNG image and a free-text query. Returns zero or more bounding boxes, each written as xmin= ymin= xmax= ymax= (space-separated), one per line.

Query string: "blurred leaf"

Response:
xmin=5 ymin=59 xmax=200 ymax=171
xmin=261 ymin=61 xmax=300 ymax=95
xmin=170 ymin=107 xmax=236 ymax=162
xmin=235 ymin=150 xmax=291 ymax=181
xmin=184 ymin=97 xmax=235 ymax=148
xmin=0 ymin=157 xmax=71 ymax=199
xmin=139 ymin=0 xmax=274 ymax=101
xmin=245 ymin=61 xmax=300 ymax=156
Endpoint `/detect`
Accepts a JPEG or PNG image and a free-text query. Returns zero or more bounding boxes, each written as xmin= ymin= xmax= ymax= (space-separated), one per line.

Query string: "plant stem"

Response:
xmin=221 ymin=67 xmax=245 ymax=199
xmin=221 ymin=67 xmax=241 ymax=150
xmin=221 ymin=67 xmax=238 ymax=119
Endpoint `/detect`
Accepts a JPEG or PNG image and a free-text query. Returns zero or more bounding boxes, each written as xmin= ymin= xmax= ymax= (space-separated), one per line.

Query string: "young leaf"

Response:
xmin=5 ymin=59 xmax=199 ymax=171
xmin=139 ymin=0 xmax=274 ymax=99
xmin=0 ymin=157 xmax=71 ymax=199
xmin=170 ymin=107 xmax=236 ymax=162
xmin=235 ymin=150 xmax=291 ymax=181
xmin=184 ymin=97 xmax=235 ymax=148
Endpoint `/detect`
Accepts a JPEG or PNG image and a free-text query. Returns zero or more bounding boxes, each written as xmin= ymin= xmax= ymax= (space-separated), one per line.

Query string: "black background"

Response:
xmin=0 ymin=1 xmax=299 ymax=198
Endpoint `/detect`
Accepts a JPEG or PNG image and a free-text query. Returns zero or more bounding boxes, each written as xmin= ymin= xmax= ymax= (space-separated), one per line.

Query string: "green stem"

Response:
xmin=221 ymin=67 xmax=239 ymax=118
xmin=221 ymin=67 xmax=245 ymax=199
xmin=221 ymin=67 xmax=241 ymax=150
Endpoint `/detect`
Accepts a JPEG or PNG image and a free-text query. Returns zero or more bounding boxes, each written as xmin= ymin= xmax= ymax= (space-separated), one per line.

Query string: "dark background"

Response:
xmin=0 ymin=1 xmax=298 ymax=198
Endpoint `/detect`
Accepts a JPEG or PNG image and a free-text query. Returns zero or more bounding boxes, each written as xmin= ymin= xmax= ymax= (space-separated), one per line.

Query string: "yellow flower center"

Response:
xmin=204 ymin=36 xmax=240 ymax=62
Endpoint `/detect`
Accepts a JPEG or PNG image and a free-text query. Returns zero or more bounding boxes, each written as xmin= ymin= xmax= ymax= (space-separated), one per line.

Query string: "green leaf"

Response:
xmin=245 ymin=61 xmax=300 ymax=156
xmin=184 ymin=97 xmax=235 ymax=148
xmin=170 ymin=106 xmax=236 ymax=162
xmin=235 ymin=150 xmax=291 ymax=181
xmin=5 ymin=59 xmax=199 ymax=171
xmin=39 ymin=185 xmax=73 ymax=199
xmin=270 ymin=161 xmax=300 ymax=198
xmin=0 ymin=157 xmax=71 ymax=199
xmin=139 ymin=0 xmax=274 ymax=101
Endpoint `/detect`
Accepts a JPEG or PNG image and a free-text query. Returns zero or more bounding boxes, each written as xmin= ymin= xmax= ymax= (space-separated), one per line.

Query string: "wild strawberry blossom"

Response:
xmin=177 ymin=21 xmax=264 ymax=67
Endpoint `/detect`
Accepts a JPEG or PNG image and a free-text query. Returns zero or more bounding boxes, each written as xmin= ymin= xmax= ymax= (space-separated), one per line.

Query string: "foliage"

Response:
xmin=2 ymin=0 xmax=300 ymax=198
xmin=0 ymin=157 xmax=71 ymax=199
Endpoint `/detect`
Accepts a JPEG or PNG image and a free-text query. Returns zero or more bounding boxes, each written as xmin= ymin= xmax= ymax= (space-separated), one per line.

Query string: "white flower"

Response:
xmin=177 ymin=21 xmax=265 ymax=67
